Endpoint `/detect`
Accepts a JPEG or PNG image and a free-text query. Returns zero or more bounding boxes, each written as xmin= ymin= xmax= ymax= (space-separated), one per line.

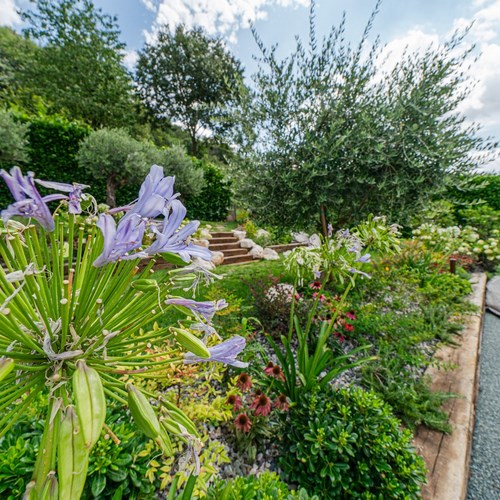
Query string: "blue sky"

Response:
xmin=2 ymin=0 xmax=499 ymax=171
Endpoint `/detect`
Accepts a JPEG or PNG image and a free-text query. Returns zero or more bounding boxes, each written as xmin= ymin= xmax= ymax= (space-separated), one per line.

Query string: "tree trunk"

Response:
xmin=319 ymin=203 xmax=328 ymax=238
xmin=106 ymin=175 xmax=117 ymax=207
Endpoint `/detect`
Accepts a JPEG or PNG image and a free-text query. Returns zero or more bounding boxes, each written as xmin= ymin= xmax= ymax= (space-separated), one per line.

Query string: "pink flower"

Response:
xmin=236 ymin=373 xmax=252 ymax=392
xmin=250 ymin=394 xmax=272 ymax=416
xmin=226 ymin=394 xmax=243 ymax=411
xmin=264 ymin=362 xmax=285 ymax=381
xmin=274 ymin=394 xmax=289 ymax=411
xmin=344 ymin=323 xmax=354 ymax=332
xmin=346 ymin=311 xmax=356 ymax=321
xmin=234 ymin=413 xmax=252 ymax=433
xmin=309 ymin=281 xmax=322 ymax=290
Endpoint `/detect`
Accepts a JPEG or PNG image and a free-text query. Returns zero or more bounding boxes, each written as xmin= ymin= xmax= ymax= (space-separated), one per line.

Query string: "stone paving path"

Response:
xmin=467 ymin=311 xmax=500 ymax=500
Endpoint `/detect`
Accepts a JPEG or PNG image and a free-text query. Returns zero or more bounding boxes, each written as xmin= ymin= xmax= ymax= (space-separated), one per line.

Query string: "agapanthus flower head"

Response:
xmin=35 ymin=178 xmax=88 ymax=214
xmin=166 ymin=297 xmax=227 ymax=323
xmin=226 ymin=394 xmax=243 ymax=411
xmin=183 ymin=335 xmax=248 ymax=368
xmin=93 ymin=213 xmax=147 ymax=267
xmin=236 ymin=372 xmax=252 ymax=392
xmin=250 ymin=393 xmax=272 ymax=416
xmin=234 ymin=413 xmax=252 ymax=433
xmin=0 ymin=167 xmax=66 ymax=231
xmin=120 ymin=165 xmax=178 ymax=220
xmin=274 ymin=394 xmax=289 ymax=411
xmin=146 ymin=199 xmax=211 ymax=262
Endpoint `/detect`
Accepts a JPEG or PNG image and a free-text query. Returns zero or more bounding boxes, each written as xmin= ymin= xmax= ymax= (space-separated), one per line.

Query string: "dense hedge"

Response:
xmin=448 ymin=174 xmax=500 ymax=211
xmin=185 ymin=163 xmax=232 ymax=221
xmin=0 ymin=113 xmax=232 ymax=219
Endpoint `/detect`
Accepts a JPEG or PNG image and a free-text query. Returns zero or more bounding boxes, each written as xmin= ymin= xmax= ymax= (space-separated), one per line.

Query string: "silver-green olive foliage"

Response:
xmin=236 ymin=1 xmax=498 ymax=230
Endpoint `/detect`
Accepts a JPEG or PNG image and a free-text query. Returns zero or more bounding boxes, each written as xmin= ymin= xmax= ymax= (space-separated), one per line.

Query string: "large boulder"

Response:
xmin=263 ymin=248 xmax=279 ymax=260
xmin=240 ymin=238 xmax=255 ymax=249
xmin=256 ymin=228 xmax=271 ymax=239
xmin=193 ymin=238 xmax=210 ymax=247
xmin=292 ymin=232 xmax=309 ymax=244
xmin=198 ymin=228 xmax=212 ymax=240
xmin=249 ymin=245 xmax=264 ymax=259
xmin=233 ymin=230 xmax=246 ymax=240
xmin=210 ymin=251 xmax=225 ymax=266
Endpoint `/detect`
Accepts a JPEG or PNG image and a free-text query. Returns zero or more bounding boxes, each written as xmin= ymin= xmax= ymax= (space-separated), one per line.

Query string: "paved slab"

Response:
xmin=414 ymin=273 xmax=486 ymax=500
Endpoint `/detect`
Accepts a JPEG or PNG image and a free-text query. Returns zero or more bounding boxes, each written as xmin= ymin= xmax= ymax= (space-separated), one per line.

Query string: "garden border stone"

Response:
xmin=414 ymin=272 xmax=487 ymax=500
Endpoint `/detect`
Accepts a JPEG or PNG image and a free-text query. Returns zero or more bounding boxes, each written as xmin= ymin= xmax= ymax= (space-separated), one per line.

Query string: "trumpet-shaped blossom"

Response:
xmin=120 ymin=165 xmax=178 ymax=220
xmin=183 ymin=335 xmax=248 ymax=368
xmin=93 ymin=213 xmax=147 ymax=267
xmin=146 ymin=200 xmax=211 ymax=262
xmin=0 ymin=167 xmax=65 ymax=231
xmin=166 ymin=297 xmax=227 ymax=323
xmin=35 ymin=178 xmax=88 ymax=214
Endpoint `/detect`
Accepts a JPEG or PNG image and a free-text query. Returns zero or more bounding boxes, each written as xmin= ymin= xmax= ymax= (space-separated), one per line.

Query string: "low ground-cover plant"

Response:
xmin=280 ymin=386 xmax=427 ymax=499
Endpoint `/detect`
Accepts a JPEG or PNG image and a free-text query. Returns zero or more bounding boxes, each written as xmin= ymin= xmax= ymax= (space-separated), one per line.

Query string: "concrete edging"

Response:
xmin=414 ymin=272 xmax=487 ymax=500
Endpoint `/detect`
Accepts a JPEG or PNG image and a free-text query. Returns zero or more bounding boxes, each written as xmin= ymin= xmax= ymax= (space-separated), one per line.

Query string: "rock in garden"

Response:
xmin=309 ymin=234 xmax=321 ymax=247
xmin=256 ymin=228 xmax=270 ymax=238
xmin=193 ymin=238 xmax=210 ymax=247
xmin=211 ymin=251 xmax=225 ymax=266
xmin=233 ymin=230 xmax=246 ymax=240
xmin=249 ymin=245 xmax=264 ymax=259
xmin=486 ymin=275 xmax=500 ymax=317
xmin=292 ymin=231 xmax=309 ymax=243
xmin=199 ymin=228 xmax=212 ymax=239
xmin=263 ymin=248 xmax=279 ymax=260
xmin=240 ymin=238 xmax=255 ymax=248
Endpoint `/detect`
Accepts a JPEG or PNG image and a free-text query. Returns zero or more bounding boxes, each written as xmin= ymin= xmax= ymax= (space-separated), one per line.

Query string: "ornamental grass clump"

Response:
xmin=0 ymin=165 xmax=246 ymax=499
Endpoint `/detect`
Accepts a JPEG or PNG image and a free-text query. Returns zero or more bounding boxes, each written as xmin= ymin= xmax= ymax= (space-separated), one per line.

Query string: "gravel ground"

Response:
xmin=467 ymin=312 xmax=500 ymax=500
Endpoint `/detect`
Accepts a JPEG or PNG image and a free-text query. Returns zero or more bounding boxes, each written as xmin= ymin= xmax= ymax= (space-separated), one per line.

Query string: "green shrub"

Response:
xmin=457 ymin=204 xmax=500 ymax=239
xmin=280 ymin=386 xmax=426 ymax=499
xmin=448 ymin=174 xmax=500 ymax=211
xmin=206 ymin=471 xmax=317 ymax=500
xmin=185 ymin=163 xmax=232 ymax=221
xmin=0 ymin=109 xmax=29 ymax=166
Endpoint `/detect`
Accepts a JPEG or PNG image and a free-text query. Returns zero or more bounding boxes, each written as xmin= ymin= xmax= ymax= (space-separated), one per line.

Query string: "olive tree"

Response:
xmin=236 ymin=2 xmax=497 ymax=231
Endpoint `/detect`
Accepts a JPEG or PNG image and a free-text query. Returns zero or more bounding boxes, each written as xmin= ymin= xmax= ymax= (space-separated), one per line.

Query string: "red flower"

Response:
xmin=234 ymin=413 xmax=252 ymax=433
xmin=309 ymin=281 xmax=322 ymax=290
xmin=236 ymin=372 xmax=252 ymax=392
xmin=250 ymin=394 xmax=272 ymax=416
xmin=346 ymin=311 xmax=356 ymax=321
xmin=334 ymin=332 xmax=345 ymax=342
xmin=264 ymin=363 xmax=285 ymax=381
xmin=344 ymin=323 xmax=354 ymax=332
xmin=274 ymin=394 xmax=289 ymax=411
xmin=226 ymin=394 xmax=243 ymax=411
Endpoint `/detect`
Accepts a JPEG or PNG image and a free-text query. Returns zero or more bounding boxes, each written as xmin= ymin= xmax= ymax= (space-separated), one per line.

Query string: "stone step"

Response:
xmin=222 ymin=254 xmax=255 ymax=265
xmin=222 ymin=248 xmax=249 ymax=257
xmin=210 ymin=231 xmax=235 ymax=238
xmin=268 ymin=242 xmax=307 ymax=253
xmin=209 ymin=237 xmax=239 ymax=244
xmin=209 ymin=242 xmax=242 ymax=251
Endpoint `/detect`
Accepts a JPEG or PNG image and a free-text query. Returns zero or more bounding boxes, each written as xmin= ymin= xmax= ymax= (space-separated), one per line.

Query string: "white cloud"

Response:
xmin=0 ymin=0 xmax=21 ymax=26
xmin=143 ymin=0 xmax=308 ymax=43
xmin=123 ymin=49 xmax=139 ymax=70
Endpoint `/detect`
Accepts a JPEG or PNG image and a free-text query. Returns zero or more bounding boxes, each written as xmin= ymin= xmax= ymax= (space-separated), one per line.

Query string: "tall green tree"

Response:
xmin=236 ymin=2 xmax=497 ymax=231
xmin=0 ymin=27 xmax=40 ymax=110
xmin=21 ymin=0 xmax=135 ymax=127
xmin=136 ymin=25 xmax=245 ymax=156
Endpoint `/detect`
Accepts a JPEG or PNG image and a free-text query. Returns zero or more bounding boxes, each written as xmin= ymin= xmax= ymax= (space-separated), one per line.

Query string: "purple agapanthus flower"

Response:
xmin=166 ymin=297 xmax=228 ymax=322
xmin=120 ymin=165 xmax=179 ymax=220
xmin=93 ymin=213 xmax=148 ymax=267
xmin=146 ymin=199 xmax=211 ymax=262
xmin=184 ymin=335 xmax=248 ymax=368
xmin=35 ymin=179 xmax=88 ymax=214
xmin=355 ymin=253 xmax=371 ymax=264
xmin=0 ymin=167 xmax=65 ymax=231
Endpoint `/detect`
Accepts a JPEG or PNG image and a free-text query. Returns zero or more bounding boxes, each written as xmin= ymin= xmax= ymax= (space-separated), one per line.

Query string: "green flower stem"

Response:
xmin=0 ymin=374 xmax=43 ymax=409
xmin=0 ymin=316 xmax=44 ymax=354
xmin=67 ymin=214 xmax=75 ymax=277
xmin=102 ymin=386 xmax=127 ymax=405
xmin=31 ymin=395 xmax=59 ymax=494
xmin=0 ymin=350 xmax=46 ymax=360
xmin=49 ymin=230 xmax=62 ymax=306
xmin=0 ymin=381 xmax=44 ymax=438
xmin=106 ymin=328 xmax=173 ymax=350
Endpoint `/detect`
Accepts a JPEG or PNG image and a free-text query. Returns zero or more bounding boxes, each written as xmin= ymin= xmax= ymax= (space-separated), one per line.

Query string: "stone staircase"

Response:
xmin=209 ymin=231 xmax=254 ymax=266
